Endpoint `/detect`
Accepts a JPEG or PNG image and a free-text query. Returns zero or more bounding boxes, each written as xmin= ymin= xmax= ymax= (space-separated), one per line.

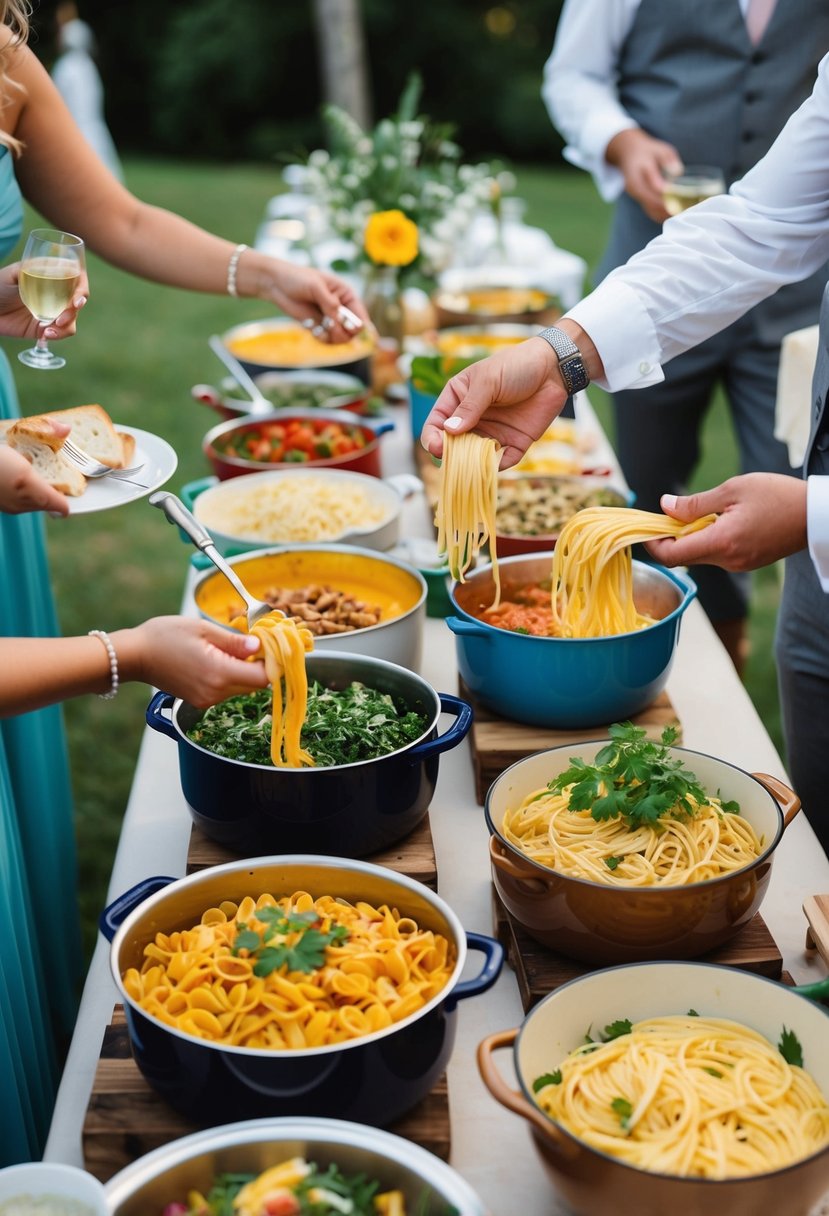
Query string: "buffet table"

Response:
xmin=44 ymin=399 xmax=829 ymax=1215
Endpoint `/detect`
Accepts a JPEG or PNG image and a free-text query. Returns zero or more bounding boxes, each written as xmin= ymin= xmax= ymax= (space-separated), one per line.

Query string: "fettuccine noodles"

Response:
xmin=534 ymin=1015 xmax=829 ymax=1177
xmin=550 ymin=506 xmax=717 ymax=637
xmin=503 ymin=786 xmax=763 ymax=886
xmin=233 ymin=611 xmax=314 ymax=767
xmin=435 ymin=430 xmax=502 ymax=606
xmin=122 ymin=891 xmax=456 ymax=1050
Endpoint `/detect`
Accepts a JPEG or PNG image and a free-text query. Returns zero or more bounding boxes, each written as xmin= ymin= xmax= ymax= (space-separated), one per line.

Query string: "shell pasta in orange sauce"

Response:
xmin=122 ymin=891 xmax=456 ymax=1050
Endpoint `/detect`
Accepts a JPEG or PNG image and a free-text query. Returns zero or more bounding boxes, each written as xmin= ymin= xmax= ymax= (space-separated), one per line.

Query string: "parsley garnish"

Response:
xmin=604 ymin=855 xmax=623 ymax=871
xmin=611 ymin=1097 xmax=633 ymax=1129
xmin=688 ymin=1008 xmax=699 ymax=1016
xmin=548 ymin=722 xmax=739 ymax=829
xmin=778 ymin=1026 xmax=804 ymax=1068
xmin=232 ymin=905 xmax=348 ymax=976
xmin=603 ymin=1019 xmax=633 ymax=1041
xmin=532 ymin=1070 xmax=562 ymax=1092
xmin=703 ymin=1067 xmax=723 ymax=1078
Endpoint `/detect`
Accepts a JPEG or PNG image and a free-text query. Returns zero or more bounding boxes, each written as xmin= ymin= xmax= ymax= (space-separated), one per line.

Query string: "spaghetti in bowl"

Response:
xmin=484 ymin=738 xmax=800 ymax=963
xmin=103 ymin=855 xmax=501 ymax=1128
xmin=477 ymin=961 xmax=829 ymax=1216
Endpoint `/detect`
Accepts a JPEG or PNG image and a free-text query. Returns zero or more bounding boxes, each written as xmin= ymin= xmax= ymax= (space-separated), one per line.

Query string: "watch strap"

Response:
xmin=536 ymin=326 xmax=590 ymax=395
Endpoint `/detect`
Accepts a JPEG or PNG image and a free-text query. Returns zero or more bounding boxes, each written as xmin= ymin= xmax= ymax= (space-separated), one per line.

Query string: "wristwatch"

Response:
xmin=536 ymin=326 xmax=590 ymax=395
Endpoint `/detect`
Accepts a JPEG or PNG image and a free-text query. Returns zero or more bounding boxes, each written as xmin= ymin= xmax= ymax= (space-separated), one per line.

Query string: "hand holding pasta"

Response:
xmin=435 ymin=430 xmax=502 ymax=603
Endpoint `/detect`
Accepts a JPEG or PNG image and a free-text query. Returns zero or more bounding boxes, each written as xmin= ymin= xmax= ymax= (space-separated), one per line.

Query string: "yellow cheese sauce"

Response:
xmin=226 ymin=325 xmax=374 ymax=368
xmin=195 ymin=550 xmax=421 ymax=626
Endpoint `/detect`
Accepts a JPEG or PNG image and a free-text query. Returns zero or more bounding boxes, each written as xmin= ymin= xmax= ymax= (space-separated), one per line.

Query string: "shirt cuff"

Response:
xmin=565 ymin=279 xmax=665 ymax=393
xmin=807 ymin=475 xmax=829 ymax=591
xmin=579 ymin=113 xmax=639 ymax=202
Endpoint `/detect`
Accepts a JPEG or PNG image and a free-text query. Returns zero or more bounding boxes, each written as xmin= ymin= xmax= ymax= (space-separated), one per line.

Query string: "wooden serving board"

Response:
xmin=186 ymin=814 xmax=438 ymax=890
xmin=82 ymin=1006 xmax=451 ymax=1183
xmin=459 ymin=677 xmax=681 ymax=805
xmin=492 ymin=890 xmax=784 ymax=1013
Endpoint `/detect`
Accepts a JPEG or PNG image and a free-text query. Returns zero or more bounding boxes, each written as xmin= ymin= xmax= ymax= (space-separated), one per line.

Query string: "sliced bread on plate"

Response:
xmin=6 ymin=419 xmax=87 ymax=495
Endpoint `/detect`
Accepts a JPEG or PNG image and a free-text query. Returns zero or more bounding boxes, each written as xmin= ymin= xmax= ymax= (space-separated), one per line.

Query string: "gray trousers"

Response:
xmin=613 ymin=313 xmax=797 ymax=622
xmin=775 ymin=547 xmax=829 ymax=856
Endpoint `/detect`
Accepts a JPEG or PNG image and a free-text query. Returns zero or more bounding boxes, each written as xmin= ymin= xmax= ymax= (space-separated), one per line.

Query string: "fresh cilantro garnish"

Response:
xmin=548 ymin=722 xmax=739 ymax=830
xmin=611 ymin=1097 xmax=634 ymax=1129
xmin=688 ymin=1008 xmax=699 ymax=1016
xmin=532 ymin=1070 xmax=562 ymax=1092
xmin=232 ymin=905 xmax=348 ymax=976
xmin=511 ymin=626 xmax=531 ymax=634
xmin=604 ymin=855 xmax=623 ymax=871
xmin=603 ymin=1019 xmax=633 ymax=1041
xmin=716 ymin=790 xmax=741 ymax=814
xmin=703 ymin=1067 xmax=723 ymax=1078
xmin=778 ymin=1026 xmax=804 ymax=1068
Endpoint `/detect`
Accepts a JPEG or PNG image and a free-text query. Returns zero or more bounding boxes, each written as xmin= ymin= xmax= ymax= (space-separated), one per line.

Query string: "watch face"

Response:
xmin=562 ymin=353 xmax=589 ymax=394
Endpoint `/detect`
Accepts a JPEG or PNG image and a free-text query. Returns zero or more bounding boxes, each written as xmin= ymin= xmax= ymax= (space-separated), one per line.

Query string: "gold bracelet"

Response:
xmin=226 ymin=243 xmax=249 ymax=297
xmin=88 ymin=629 xmax=119 ymax=700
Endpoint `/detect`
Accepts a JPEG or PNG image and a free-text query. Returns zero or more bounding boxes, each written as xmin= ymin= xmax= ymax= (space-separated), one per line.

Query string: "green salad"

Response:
xmin=187 ymin=681 xmax=429 ymax=767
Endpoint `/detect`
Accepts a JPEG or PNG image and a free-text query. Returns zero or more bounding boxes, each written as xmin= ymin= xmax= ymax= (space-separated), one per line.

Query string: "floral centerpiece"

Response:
xmin=297 ymin=73 xmax=512 ymax=303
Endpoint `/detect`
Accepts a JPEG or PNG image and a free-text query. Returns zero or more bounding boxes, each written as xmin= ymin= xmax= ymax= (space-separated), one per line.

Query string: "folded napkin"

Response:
xmin=775 ymin=324 xmax=820 ymax=468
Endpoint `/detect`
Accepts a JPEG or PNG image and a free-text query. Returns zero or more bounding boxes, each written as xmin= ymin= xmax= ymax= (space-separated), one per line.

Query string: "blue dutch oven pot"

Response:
xmin=101 ymin=855 xmax=503 ymax=1128
xmin=147 ymin=650 xmax=472 ymax=857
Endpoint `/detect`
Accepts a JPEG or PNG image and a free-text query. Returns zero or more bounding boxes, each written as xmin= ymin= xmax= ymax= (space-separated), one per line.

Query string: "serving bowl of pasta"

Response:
xmin=101 ymin=855 xmax=502 ymax=1128
xmin=191 ymin=545 xmax=427 ymax=670
xmin=104 ymin=1116 xmax=488 ymax=1215
xmin=446 ymin=552 xmax=696 ymax=728
xmin=477 ymin=961 xmax=829 ymax=1216
xmin=485 ymin=732 xmax=800 ymax=963
xmin=182 ymin=468 xmax=421 ymax=556
xmin=146 ymin=649 xmax=471 ymax=856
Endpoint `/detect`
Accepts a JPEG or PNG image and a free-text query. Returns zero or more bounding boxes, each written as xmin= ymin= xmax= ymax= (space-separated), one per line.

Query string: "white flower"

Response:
xmin=309 ymin=149 xmax=330 ymax=168
xmin=381 ymin=154 xmax=398 ymax=171
xmin=356 ymin=137 xmax=373 ymax=156
xmin=342 ymin=174 xmax=360 ymax=190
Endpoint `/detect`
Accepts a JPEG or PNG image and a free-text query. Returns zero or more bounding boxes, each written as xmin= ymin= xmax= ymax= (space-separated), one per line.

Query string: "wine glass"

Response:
xmin=662 ymin=165 xmax=726 ymax=217
xmin=17 ymin=228 xmax=85 ymax=370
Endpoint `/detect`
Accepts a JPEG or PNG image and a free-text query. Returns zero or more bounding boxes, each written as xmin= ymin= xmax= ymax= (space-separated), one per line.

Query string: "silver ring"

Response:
xmin=311 ymin=324 xmax=328 ymax=340
xmin=301 ymin=317 xmax=316 ymax=330
xmin=321 ymin=315 xmax=334 ymax=332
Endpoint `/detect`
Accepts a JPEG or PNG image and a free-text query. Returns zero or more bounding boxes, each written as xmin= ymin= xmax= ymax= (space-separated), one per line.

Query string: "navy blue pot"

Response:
xmin=447 ymin=552 xmax=696 ymax=728
xmin=101 ymin=856 xmax=503 ymax=1128
xmin=146 ymin=651 xmax=472 ymax=857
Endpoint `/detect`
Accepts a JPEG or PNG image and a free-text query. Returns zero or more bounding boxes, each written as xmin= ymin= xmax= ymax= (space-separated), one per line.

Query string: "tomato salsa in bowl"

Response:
xmin=203 ymin=407 xmax=394 ymax=480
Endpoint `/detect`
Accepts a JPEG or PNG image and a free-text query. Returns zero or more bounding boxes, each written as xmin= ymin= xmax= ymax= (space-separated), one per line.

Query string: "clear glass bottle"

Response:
xmin=364 ymin=264 xmax=405 ymax=347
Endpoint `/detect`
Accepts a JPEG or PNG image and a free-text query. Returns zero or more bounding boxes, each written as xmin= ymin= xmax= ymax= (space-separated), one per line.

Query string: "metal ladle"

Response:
xmin=208 ymin=333 xmax=273 ymax=416
xmin=149 ymin=490 xmax=277 ymax=630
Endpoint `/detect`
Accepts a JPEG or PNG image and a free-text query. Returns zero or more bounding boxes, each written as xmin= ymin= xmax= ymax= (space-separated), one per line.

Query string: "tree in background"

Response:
xmin=312 ymin=0 xmax=372 ymax=130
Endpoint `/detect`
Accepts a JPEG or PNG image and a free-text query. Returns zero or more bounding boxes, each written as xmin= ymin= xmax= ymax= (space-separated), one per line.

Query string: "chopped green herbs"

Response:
xmin=703 ymin=1067 xmax=723 ymax=1078
xmin=611 ymin=1096 xmax=633 ymax=1129
xmin=532 ymin=1070 xmax=562 ymax=1092
xmin=603 ymin=1019 xmax=633 ymax=1041
xmin=604 ymin=855 xmax=623 ymax=871
xmin=778 ymin=1026 xmax=804 ymax=1068
xmin=548 ymin=721 xmax=740 ymax=830
xmin=232 ymin=906 xmax=348 ymax=977
xmin=187 ymin=681 xmax=428 ymax=768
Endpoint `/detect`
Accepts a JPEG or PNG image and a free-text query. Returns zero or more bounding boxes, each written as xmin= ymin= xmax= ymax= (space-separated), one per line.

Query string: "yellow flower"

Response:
xmin=364 ymin=209 xmax=419 ymax=267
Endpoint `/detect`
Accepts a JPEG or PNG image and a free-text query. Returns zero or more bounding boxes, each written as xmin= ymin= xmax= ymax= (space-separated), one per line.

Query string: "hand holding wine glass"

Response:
xmin=18 ymin=228 xmax=85 ymax=370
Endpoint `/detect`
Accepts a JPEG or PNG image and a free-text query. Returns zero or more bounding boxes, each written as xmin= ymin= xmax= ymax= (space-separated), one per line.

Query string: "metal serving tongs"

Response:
xmin=149 ymin=490 xmax=278 ymax=630
xmin=208 ymin=333 xmax=273 ymax=416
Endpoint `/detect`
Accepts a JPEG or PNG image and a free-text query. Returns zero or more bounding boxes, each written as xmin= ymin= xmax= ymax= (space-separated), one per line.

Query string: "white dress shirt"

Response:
xmin=543 ymin=0 xmax=755 ymax=201
xmin=563 ymin=50 xmax=829 ymax=585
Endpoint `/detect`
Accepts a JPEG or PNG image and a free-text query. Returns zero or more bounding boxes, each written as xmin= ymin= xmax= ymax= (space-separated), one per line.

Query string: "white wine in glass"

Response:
xmin=18 ymin=228 xmax=85 ymax=370
xmin=662 ymin=165 xmax=726 ymax=216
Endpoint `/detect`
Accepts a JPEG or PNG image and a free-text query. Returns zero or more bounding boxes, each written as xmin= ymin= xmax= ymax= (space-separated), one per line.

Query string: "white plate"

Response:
xmin=65 ymin=424 xmax=178 ymax=515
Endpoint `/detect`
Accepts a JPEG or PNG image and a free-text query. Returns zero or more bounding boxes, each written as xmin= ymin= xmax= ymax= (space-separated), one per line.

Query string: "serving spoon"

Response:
xmin=149 ymin=490 xmax=278 ymax=630
xmin=208 ymin=334 xmax=274 ymax=416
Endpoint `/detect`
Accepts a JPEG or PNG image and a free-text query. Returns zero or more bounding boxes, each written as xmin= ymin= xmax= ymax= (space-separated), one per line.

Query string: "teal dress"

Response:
xmin=0 ymin=146 xmax=83 ymax=1164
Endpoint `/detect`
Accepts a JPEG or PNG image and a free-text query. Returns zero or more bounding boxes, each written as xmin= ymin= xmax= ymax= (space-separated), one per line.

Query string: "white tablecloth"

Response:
xmin=45 ymin=398 xmax=829 ymax=1213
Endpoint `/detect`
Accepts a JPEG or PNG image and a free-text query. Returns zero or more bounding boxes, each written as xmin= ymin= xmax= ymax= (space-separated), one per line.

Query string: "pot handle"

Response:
xmin=477 ymin=1029 xmax=575 ymax=1154
xmin=180 ymin=476 xmax=218 ymax=512
xmin=364 ymin=417 xmax=395 ymax=438
xmin=445 ymin=616 xmax=490 ymax=639
xmin=99 ymin=875 xmax=175 ymax=942
xmin=489 ymin=834 xmax=543 ymax=882
xmin=791 ymin=975 xmax=829 ymax=1003
xmin=384 ymin=472 xmax=423 ymax=500
xmin=191 ymin=383 xmax=225 ymax=410
xmin=751 ymin=772 xmax=801 ymax=828
xmin=405 ymin=694 xmax=473 ymax=763
xmin=447 ymin=932 xmax=504 ymax=1005
xmin=146 ymin=690 xmax=177 ymax=739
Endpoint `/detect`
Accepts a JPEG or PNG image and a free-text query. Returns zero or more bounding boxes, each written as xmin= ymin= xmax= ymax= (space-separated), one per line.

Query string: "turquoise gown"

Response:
xmin=0 ymin=146 xmax=83 ymax=1164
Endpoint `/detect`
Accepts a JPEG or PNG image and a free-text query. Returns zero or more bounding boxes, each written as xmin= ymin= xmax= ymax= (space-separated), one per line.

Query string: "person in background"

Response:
xmin=0 ymin=0 xmax=368 ymax=1162
xmin=421 ymin=51 xmax=829 ymax=859
xmin=542 ymin=0 xmax=829 ymax=674
xmin=51 ymin=2 xmax=122 ymax=179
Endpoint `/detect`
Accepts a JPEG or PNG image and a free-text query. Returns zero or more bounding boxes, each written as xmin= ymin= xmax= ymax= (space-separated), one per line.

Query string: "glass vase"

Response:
xmin=364 ymin=264 xmax=405 ymax=348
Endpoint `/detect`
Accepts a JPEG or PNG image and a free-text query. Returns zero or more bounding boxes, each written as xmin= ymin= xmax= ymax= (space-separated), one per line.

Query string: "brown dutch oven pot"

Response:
xmin=485 ymin=740 xmax=800 ymax=963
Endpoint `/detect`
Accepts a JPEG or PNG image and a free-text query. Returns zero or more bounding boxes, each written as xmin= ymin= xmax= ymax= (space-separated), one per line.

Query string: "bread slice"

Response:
xmin=8 ymin=431 xmax=86 ymax=496
xmin=118 ymin=430 xmax=136 ymax=467
xmin=46 ymin=404 xmax=126 ymax=468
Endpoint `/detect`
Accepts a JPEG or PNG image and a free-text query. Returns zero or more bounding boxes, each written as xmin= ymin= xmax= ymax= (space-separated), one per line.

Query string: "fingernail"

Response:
xmin=661 ymin=494 xmax=678 ymax=511
xmin=444 ymin=416 xmax=462 ymax=431
xmin=243 ymin=635 xmax=260 ymax=651
xmin=74 ymin=296 xmax=87 ymax=308
xmin=44 ymin=328 xmax=57 ymax=339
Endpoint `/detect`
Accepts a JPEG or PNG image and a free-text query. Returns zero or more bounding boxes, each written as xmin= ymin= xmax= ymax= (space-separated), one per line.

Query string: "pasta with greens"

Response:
xmin=533 ymin=1014 xmax=829 ymax=1178
xmin=122 ymin=890 xmax=456 ymax=1049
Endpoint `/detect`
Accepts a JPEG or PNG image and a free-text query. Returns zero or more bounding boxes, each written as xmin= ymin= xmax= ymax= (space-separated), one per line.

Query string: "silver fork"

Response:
xmin=61 ymin=437 xmax=150 ymax=488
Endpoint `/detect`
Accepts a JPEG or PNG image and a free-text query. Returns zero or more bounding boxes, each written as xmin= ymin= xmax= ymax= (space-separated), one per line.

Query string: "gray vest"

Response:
xmin=805 ymin=283 xmax=829 ymax=477
xmin=598 ymin=0 xmax=829 ymax=344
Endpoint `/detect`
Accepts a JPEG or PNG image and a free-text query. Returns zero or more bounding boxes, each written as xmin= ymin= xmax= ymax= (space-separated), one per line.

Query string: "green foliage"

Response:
xmin=778 ymin=1026 xmax=804 ymax=1068
xmin=233 ymin=906 xmax=349 ymax=977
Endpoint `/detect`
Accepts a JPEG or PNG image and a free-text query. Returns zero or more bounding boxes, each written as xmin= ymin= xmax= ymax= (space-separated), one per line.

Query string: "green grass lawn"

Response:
xmin=12 ymin=159 xmax=783 ymax=958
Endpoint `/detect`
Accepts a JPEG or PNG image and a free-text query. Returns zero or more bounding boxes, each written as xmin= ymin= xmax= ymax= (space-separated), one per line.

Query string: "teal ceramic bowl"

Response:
xmin=446 ymin=552 xmax=696 ymax=728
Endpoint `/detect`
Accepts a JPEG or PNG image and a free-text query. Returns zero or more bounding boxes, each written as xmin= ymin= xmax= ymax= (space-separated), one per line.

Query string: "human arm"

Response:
xmin=8 ymin=45 xmax=369 ymax=342
xmin=0 ymin=426 xmax=71 ymax=515
xmin=0 ymin=617 xmax=269 ymax=717
xmin=542 ymin=0 xmax=680 ymax=214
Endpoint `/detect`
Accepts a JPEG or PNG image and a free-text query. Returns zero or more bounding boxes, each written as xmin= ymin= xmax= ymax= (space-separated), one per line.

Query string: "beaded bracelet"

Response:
xmin=226 ymin=243 xmax=249 ymax=298
xmin=88 ymin=629 xmax=119 ymax=700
